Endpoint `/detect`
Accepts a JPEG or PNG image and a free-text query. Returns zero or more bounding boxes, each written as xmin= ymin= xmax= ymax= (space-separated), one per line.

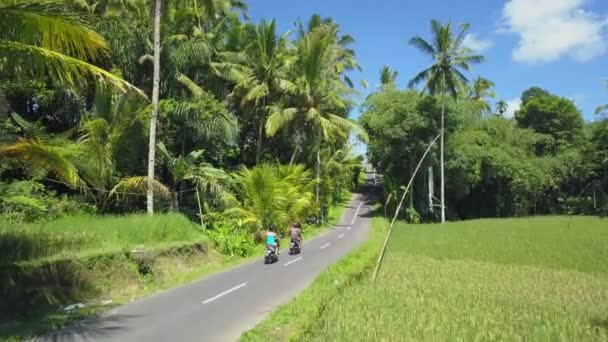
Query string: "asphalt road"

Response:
xmin=37 ymin=189 xmax=374 ymax=342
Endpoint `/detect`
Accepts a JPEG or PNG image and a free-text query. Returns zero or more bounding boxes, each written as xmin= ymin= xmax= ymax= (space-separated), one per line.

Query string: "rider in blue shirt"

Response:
xmin=266 ymin=224 xmax=280 ymax=254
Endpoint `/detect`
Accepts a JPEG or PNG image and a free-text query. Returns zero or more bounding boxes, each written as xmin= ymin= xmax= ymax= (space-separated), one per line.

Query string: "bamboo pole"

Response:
xmin=196 ymin=186 xmax=204 ymax=229
xmin=372 ymin=132 xmax=442 ymax=282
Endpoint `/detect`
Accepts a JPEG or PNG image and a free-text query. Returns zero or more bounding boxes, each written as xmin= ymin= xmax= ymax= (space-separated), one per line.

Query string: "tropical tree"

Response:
xmin=144 ymin=0 xmax=246 ymax=213
xmin=146 ymin=0 xmax=162 ymax=214
xmin=297 ymin=14 xmax=362 ymax=88
xmin=213 ymin=19 xmax=293 ymax=164
xmin=380 ymin=66 xmax=399 ymax=88
xmin=470 ymin=76 xmax=496 ymax=114
xmin=408 ymin=19 xmax=484 ymax=223
xmin=1 ymin=87 xmax=169 ymax=212
xmin=157 ymin=142 xmax=230 ymax=224
xmin=225 ymin=164 xmax=315 ymax=236
xmin=265 ymin=26 xmax=362 ymax=214
xmin=496 ymin=100 xmax=508 ymax=117
xmin=0 ymin=1 xmax=144 ymax=97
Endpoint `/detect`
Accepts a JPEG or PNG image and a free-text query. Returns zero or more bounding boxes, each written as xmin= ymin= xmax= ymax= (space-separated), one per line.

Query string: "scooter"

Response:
xmin=264 ymin=244 xmax=279 ymax=264
xmin=288 ymin=241 xmax=301 ymax=255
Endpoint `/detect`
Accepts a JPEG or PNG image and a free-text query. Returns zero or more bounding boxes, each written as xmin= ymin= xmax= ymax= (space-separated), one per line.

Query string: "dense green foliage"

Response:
xmin=0 ymin=2 xmax=364 ymax=331
xmin=362 ymin=20 xmax=607 ymax=222
xmin=262 ymin=217 xmax=608 ymax=341
xmin=363 ymin=84 xmax=607 ymax=221
xmin=0 ymin=1 xmax=362 ymax=231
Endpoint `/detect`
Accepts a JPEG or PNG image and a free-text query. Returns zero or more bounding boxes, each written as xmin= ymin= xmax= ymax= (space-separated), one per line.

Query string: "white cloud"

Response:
xmin=501 ymin=0 xmax=608 ymax=63
xmin=462 ymin=33 xmax=494 ymax=52
xmin=505 ymin=98 xmax=522 ymax=119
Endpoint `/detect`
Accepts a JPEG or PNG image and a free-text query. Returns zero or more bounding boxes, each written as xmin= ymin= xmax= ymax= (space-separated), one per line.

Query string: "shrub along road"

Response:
xmin=36 ymin=191 xmax=374 ymax=342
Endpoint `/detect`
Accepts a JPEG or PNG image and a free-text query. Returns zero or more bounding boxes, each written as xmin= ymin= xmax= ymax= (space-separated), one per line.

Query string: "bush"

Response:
xmin=405 ymin=207 xmax=421 ymax=224
xmin=0 ymin=180 xmax=96 ymax=223
xmin=207 ymin=219 xmax=255 ymax=257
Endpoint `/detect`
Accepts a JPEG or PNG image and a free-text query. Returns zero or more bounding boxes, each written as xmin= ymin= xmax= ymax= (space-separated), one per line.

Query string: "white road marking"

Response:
xmin=202 ymin=283 xmax=247 ymax=304
xmin=284 ymin=256 xmax=303 ymax=266
xmin=347 ymin=226 xmax=352 ymax=231
xmin=320 ymin=243 xmax=331 ymax=249
xmin=338 ymin=234 xmax=345 ymax=239
xmin=351 ymin=202 xmax=363 ymax=225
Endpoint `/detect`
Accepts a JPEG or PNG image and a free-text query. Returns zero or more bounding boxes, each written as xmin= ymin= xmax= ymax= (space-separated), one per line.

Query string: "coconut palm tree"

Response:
xmin=470 ymin=76 xmax=496 ymax=114
xmin=146 ymin=0 xmax=162 ymax=214
xmin=224 ymin=164 xmax=315 ymax=236
xmin=265 ymin=27 xmax=363 ymax=211
xmin=408 ymin=19 xmax=485 ymax=223
xmin=212 ymin=19 xmax=293 ymax=164
xmin=380 ymin=66 xmax=399 ymax=88
xmin=157 ymin=142 xmax=230 ymax=223
xmin=297 ymin=14 xmax=362 ymax=89
xmin=496 ymin=100 xmax=508 ymax=117
xmin=0 ymin=1 xmax=144 ymax=97
xmin=145 ymin=0 xmax=245 ymax=213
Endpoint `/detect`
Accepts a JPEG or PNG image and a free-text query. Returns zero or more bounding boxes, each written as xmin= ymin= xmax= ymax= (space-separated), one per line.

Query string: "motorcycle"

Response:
xmin=288 ymin=241 xmax=301 ymax=255
xmin=264 ymin=244 xmax=279 ymax=264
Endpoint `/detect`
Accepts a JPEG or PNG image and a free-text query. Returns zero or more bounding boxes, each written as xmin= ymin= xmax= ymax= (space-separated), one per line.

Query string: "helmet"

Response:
xmin=268 ymin=224 xmax=276 ymax=231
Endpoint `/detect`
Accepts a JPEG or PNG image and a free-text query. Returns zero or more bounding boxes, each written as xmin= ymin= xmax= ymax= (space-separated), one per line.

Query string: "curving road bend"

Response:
xmin=36 ymin=188 xmax=373 ymax=342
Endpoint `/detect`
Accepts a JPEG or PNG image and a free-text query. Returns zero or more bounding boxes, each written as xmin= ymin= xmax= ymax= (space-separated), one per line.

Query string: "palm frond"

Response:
xmin=0 ymin=40 xmax=147 ymax=99
xmin=1 ymin=138 xmax=83 ymax=187
xmin=110 ymin=176 xmax=171 ymax=199
xmin=177 ymin=73 xmax=205 ymax=98
xmin=266 ymin=106 xmax=297 ymax=137
xmin=596 ymin=104 xmax=608 ymax=116
xmin=408 ymin=67 xmax=432 ymax=89
xmin=408 ymin=36 xmax=435 ymax=56
xmin=10 ymin=113 xmax=52 ymax=142
xmin=0 ymin=2 xmax=108 ymax=61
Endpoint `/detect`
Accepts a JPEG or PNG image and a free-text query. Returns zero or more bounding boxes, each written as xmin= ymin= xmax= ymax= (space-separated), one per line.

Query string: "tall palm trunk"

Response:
xmin=255 ymin=117 xmax=263 ymax=164
xmin=316 ymin=141 xmax=321 ymax=223
xmin=440 ymin=93 xmax=446 ymax=223
xmin=147 ymin=0 xmax=162 ymax=215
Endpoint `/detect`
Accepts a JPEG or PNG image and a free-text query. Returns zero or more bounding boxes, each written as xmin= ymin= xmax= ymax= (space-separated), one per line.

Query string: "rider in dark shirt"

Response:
xmin=290 ymin=221 xmax=303 ymax=248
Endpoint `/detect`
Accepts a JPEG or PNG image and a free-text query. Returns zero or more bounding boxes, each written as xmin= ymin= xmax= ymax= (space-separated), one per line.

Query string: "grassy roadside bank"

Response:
xmin=240 ymin=216 xmax=386 ymax=342
xmin=0 ymin=197 xmax=352 ymax=341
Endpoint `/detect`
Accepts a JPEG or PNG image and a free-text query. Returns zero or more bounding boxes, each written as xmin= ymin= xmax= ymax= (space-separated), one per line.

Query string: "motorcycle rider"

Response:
xmin=266 ymin=224 xmax=280 ymax=255
xmin=290 ymin=221 xmax=303 ymax=251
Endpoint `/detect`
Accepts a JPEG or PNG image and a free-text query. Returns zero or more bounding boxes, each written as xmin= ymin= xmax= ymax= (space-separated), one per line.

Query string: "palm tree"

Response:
xmin=0 ymin=1 xmax=144 ymax=97
xmin=297 ymin=14 xmax=362 ymax=88
xmin=146 ymin=0 xmax=162 ymax=214
xmin=225 ymin=164 xmax=315 ymax=236
xmin=265 ymin=27 xmax=362 ymax=214
xmin=157 ymin=142 xmax=230 ymax=224
xmin=380 ymin=66 xmax=399 ymax=88
xmin=496 ymin=100 xmax=508 ymax=117
xmin=470 ymin=76 xmax=496 ymax=114
xmin=213 ymin=19 xmax=293 ymax=164
xmin=408 ymin=19 xmax=484 ymax=223
xmin=1 ymin=88 xmax=169 ymax=212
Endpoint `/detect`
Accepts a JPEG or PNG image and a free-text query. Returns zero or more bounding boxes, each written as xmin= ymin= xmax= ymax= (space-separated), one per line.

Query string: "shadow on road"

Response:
xmin=33 ymin=313 xmax=139 ymax=342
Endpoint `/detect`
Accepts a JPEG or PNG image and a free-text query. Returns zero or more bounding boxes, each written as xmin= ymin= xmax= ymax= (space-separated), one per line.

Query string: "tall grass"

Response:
xmin=0 ymin=214 xmax=206 ymax=264
xmin=387 ymin=216 xmax=608 ymax=275
xmin=298 ymin=216 xmax=608 ymax=341
xmin=242 ymin=216 xmax=608 ymax=341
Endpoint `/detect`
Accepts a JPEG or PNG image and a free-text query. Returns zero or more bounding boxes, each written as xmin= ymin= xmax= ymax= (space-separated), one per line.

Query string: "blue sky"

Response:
xmin=247 ymin=0 xmax=608 ymax=124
